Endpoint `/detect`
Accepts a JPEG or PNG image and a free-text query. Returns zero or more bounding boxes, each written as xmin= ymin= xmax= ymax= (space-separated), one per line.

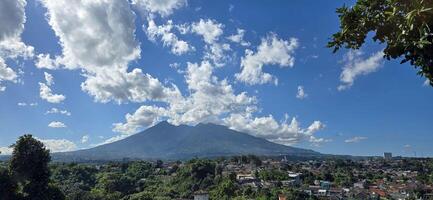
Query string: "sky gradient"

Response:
xmin=0 ymin=0 xmax=432 ymax=157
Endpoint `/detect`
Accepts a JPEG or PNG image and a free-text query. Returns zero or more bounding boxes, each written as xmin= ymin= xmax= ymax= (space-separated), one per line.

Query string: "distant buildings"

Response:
xmin=384 ymin=152 xmax=392 ymax=160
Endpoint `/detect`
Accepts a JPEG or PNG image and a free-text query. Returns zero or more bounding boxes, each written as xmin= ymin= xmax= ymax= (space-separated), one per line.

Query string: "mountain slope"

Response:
xmin=57 ymin=121 xmax=320 ymax=160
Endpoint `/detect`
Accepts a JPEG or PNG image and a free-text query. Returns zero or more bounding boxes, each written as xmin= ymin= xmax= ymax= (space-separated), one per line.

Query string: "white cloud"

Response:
xmin=17 ymin=102 xmax=38 ymax=107
xmin=48 ymin=121 xmax=66 ymax=128
xmin=39 ymin=71 xmax=66 ymax=103
xmin=35 ymin=53 xmax=61 ymax=70
xmin=0 ymin=0 xmax=26 ymax=41
xmin=41 ymin=0 xmax=140 ymax=73
xmin=423 ymin=79 xmax=430 ymax=87
xmin=227 ymin=28 xmax=249 ymax=46
xmin=191 ymin=19 xmax=223 ymax=44
xmin=338 ymin=50 xmax=384 ymax=90
xmin=189 ymin=19 xmax=231 ymax=66
xmin=39 ymin=82 xmax=66 ymax=103
xmin=0 ymin=146 xmax=13 ymax=155
xmin=296 ymin=85 xmax=307 ymax=99
xmin=113 ymin=105 xmax=167 ymax=135
xmin=45 ymin=108 xmax=71 ymax=116
xmin=1 ymin=137 xmax=77 ymax=154
xmin=145 ymin=19 xmax=193 ymax=55
xmin=344 ymin=136 xmax=367 ymax=143
xmin=81 ymin=68 xmax=182 ymax=104
xmin=0 ymin=57 xmax=18 ymax=90
xmin=36 ymin=137 xmax=76 ymax=152
xmin=131 ymin=0 xmax=186 ymax=17
xmin=81 ymin=135 xmax=89 ymax=143
xmin=236 ymin=34 xmax=299 ymax=85
xmin=203 ymin=42 xmax=231 ymax=67
xmin=0 ymin=37 xmax=34 ymax=59
xmin=0 ymin=0 xmax=34 ymax=91
xmin=223 ymin=113 xmax=328 ymax=146
xmin=44 ymin=72 xmax=54 ymax=86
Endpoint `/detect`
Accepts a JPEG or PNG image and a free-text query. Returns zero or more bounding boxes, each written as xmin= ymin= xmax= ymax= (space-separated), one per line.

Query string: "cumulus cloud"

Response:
xmin=223 ymin=113 xmax=328 ymax=146
xmin=0 ymin=0 xmax=34 ymax=91
xmin=48 ymin=121 xmax=66 ymax=128
xmin=227 ymin=28 xmax=250 ymax=46
xmin=131 ymin=0 xmax=186 ymax=17
xmin=236 ymin=34 xmax=299 ymax=85
xmin=45 ymin=108 xmax=71 ymax=116
xmin=1 ymin=137 xmax=76 ymax=154
xmin=35 ymin=53 xmax=61 ymax=70
xmin=36 ymin=137 xmax=76 ymax=152
xmin=81 ymin=68 xmax=181 ymax=104
xmin=0 ymin=146 xmax=13 ymax=155
xmin=145 ymin=19 xmax=193 ymax=55
xmin=113 ymin=105 xmax=167 ymax=135
xmin=338 ymin=50 xmax=384 ymax=90
xmin=344 ymin=136 xmax=367 ymax=143
xmin=0 ymin=58 xmax=18 ymax=90
xmin=191 ymin=19 xmax=223 ymax=44
xmin=39 ymin=82 xmax=65 ymax=103
xmin=189 ymin=19 xmax=231 ymax=66
xmin=0 ymin=0 xmax=26 ymax=41
xmin=41 ymin=0 xmax=140 ymax=72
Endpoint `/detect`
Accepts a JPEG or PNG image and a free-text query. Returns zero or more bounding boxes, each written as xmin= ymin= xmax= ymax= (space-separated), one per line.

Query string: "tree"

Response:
xmin=9 ymin=134 xmax=65 ymax=200
xmin=0 ymin=169 xmax=20 ymax=200
xmin=328 ymin=0 xmax=433 ymax=85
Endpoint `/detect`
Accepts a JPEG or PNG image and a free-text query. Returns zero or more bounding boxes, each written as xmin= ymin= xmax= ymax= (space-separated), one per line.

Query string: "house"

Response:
xmin=278 ymin=194 xmax=287 ymax=200
xmin=354 ymin=180 xmax=366 ymax=189
xmin=193 ymin=191 xmax=209 ymax=200
xmin=318 ymin=189 xmax=328 ymax=196
xmin=320 ymin=181 xmax=331 ymax=190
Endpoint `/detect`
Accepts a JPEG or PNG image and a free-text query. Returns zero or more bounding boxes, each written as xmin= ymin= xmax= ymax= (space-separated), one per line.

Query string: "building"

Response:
xmin=278 ymin=194 xmax=287 ymax=200
xmin=384 ymin=152 xmax=392 ymax=160
xmin=194 ymin=191 xmax=209 ymax=200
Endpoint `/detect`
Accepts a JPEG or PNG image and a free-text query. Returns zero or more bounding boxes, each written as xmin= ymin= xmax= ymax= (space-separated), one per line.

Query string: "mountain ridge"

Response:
xmin=54 ymin=121 xmax=320 ymax=161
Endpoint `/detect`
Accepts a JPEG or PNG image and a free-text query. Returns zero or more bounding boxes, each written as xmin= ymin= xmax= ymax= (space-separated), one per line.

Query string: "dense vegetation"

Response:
xmin=328 ymin=0 xmax=433 ymax=85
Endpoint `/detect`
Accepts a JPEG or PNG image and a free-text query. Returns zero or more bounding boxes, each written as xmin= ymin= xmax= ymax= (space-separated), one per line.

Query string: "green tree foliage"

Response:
xmin=258 ymin=168 xmax=289 ymax=181
xmin=9 ymin=134 xmax=65 ymax=200
xmin=210 ymin=177 xmax=237 ymax=200
xmin=328 ymin=0 xmax=433 ymax=85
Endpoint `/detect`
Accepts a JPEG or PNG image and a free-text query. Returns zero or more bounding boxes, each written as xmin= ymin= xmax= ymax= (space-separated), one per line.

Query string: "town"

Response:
xmin=2 ymin=153 xmax=432 ymax=200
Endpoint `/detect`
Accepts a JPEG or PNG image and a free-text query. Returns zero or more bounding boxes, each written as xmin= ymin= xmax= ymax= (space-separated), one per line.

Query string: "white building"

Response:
xmin=194 ymin=192 xmax=209 ymax=200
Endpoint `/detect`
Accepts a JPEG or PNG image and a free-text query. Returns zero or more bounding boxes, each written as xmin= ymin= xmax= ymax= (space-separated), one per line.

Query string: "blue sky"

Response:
xmin=0 ymin=0 xmax=432 ymax=157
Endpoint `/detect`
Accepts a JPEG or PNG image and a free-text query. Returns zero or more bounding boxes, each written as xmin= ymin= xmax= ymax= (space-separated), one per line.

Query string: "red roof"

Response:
xmin=370 ymin=188 xmax=387 ymax=197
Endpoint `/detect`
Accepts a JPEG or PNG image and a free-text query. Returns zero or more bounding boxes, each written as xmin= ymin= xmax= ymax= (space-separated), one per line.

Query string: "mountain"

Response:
xmin=55 ymin=121 xmax=320 ymax=161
